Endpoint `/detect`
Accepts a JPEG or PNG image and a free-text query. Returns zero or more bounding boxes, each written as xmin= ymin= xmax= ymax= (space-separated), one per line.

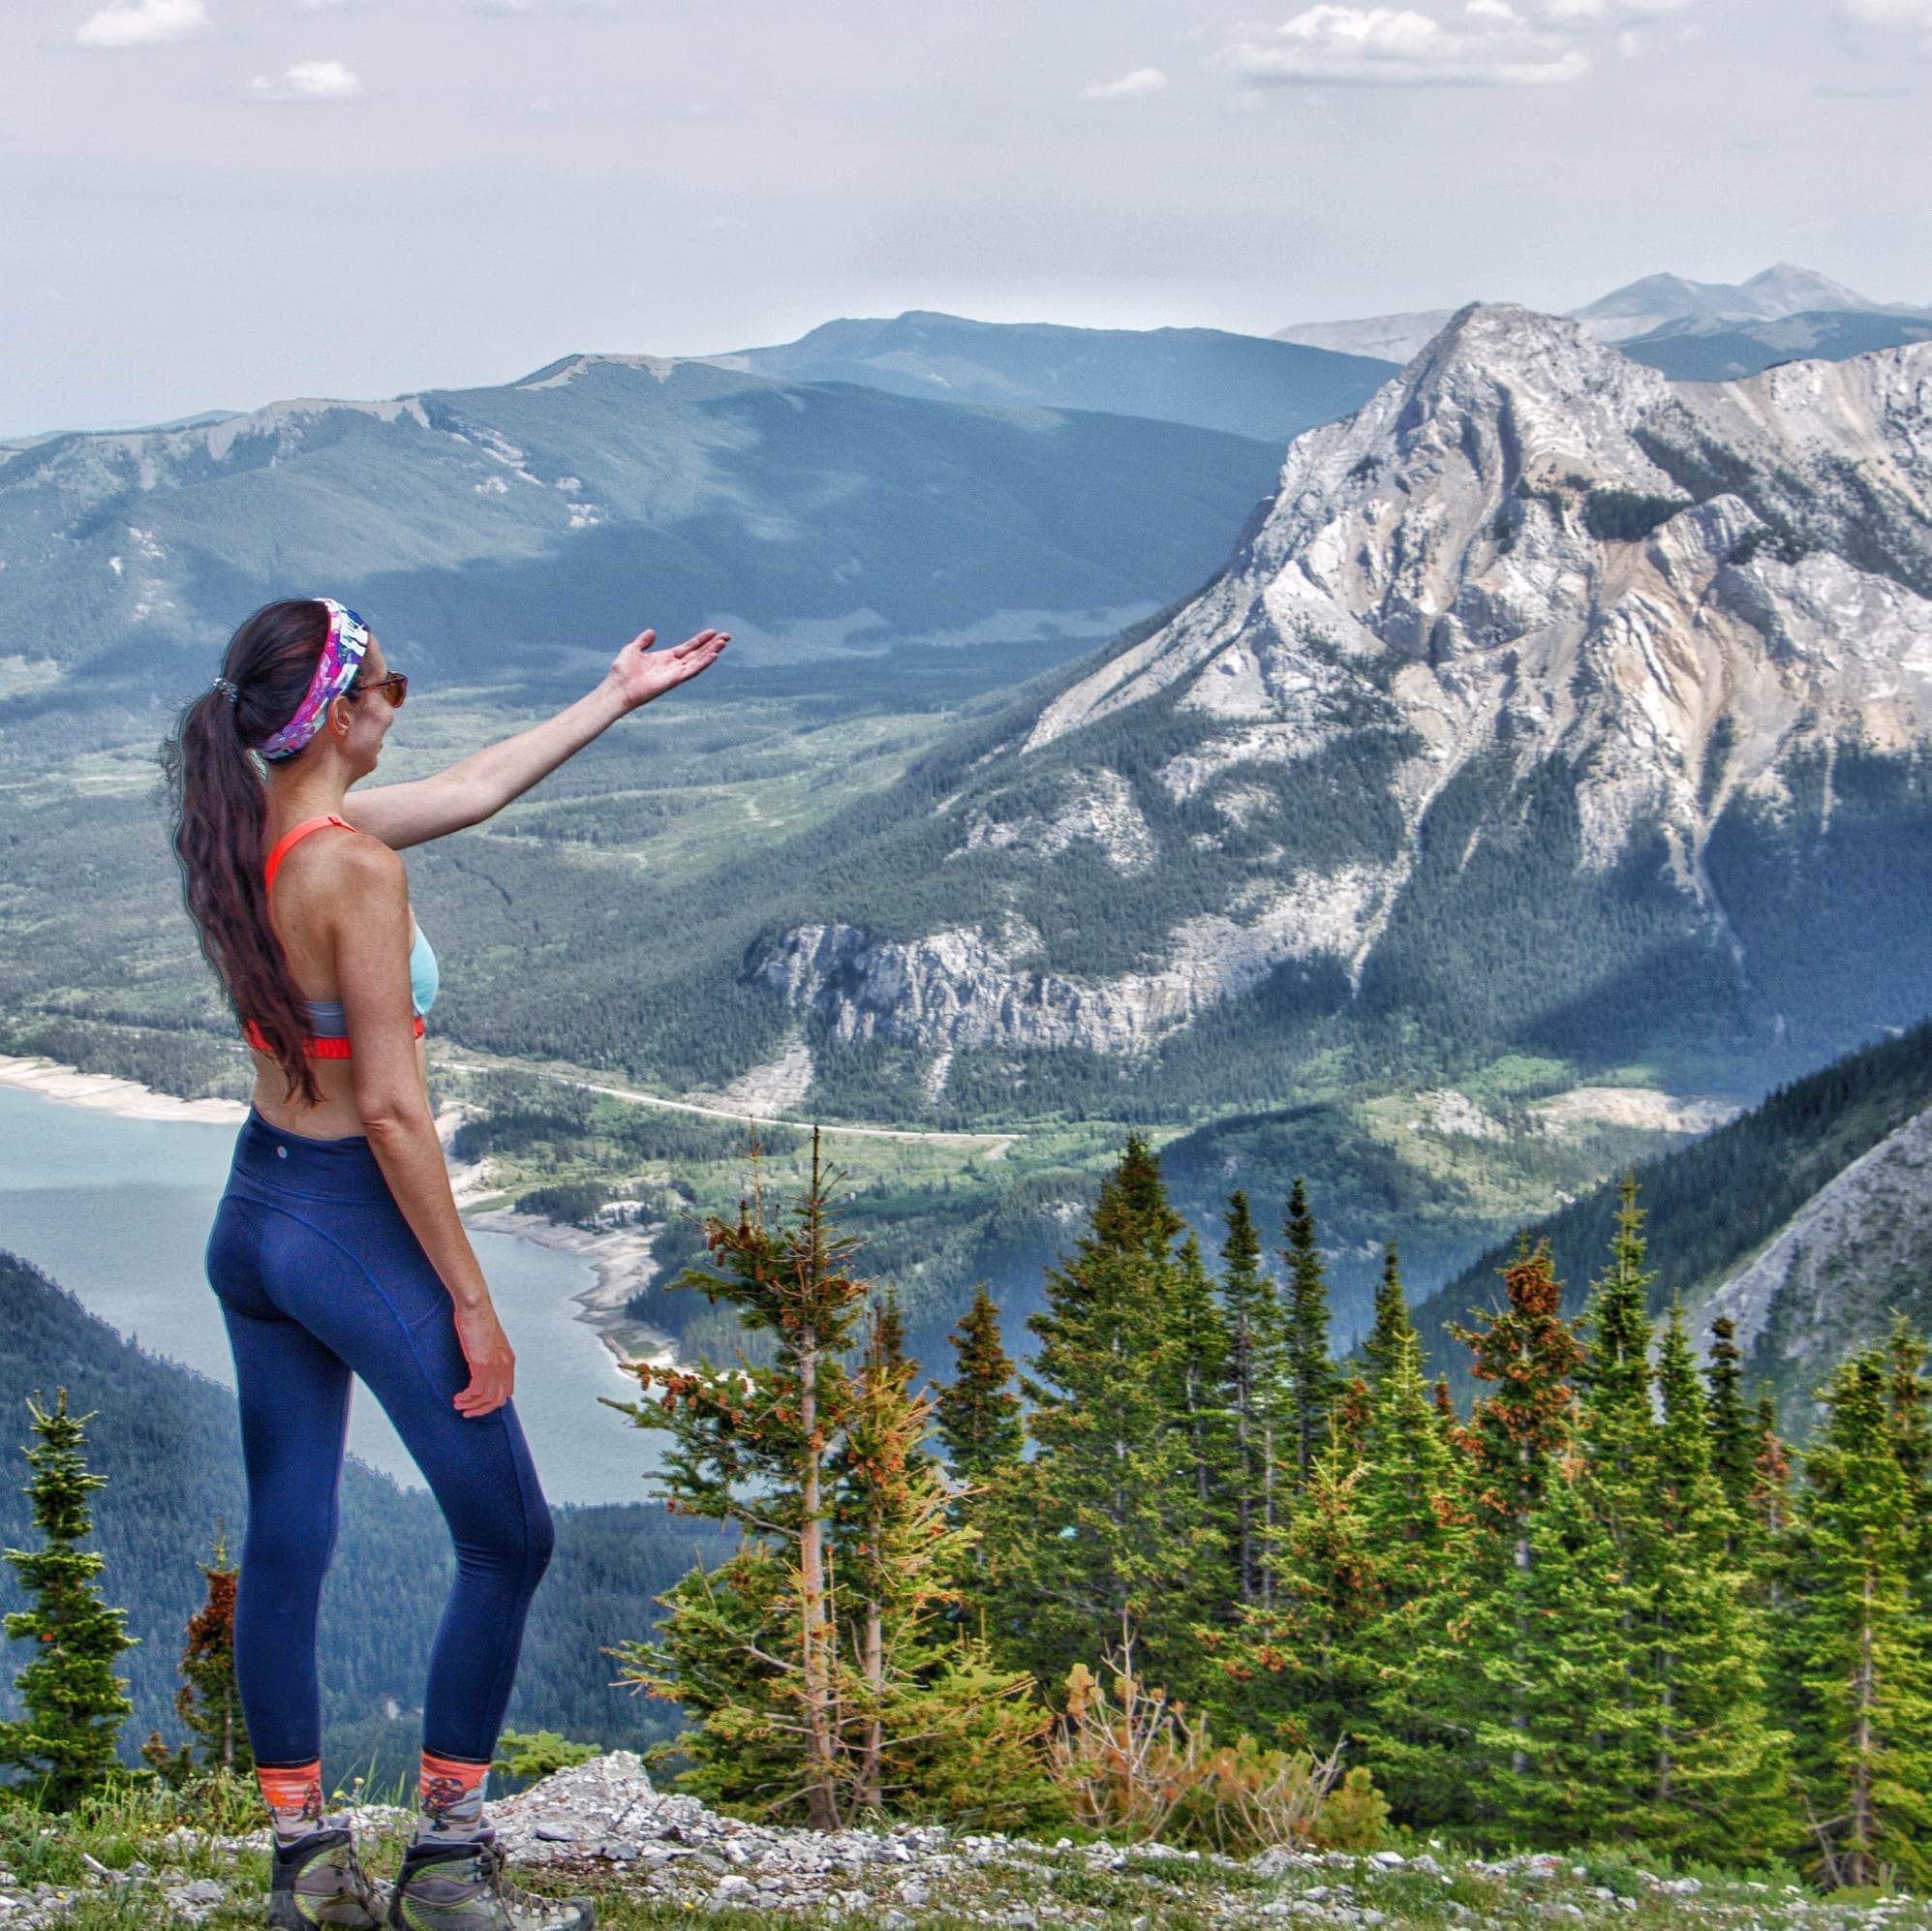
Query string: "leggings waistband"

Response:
xmin=230 ymin=1105 xmax=395 ymax=1204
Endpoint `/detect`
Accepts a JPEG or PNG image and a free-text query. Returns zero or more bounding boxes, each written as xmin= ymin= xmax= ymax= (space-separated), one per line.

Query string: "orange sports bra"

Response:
xmin=241 ymin=813 xmax=431 ymax=1061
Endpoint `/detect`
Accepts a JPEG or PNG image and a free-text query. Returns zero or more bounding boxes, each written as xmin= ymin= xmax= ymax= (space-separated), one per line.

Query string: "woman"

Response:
xmin=162 ymin=598 xmax=726 ymax=1931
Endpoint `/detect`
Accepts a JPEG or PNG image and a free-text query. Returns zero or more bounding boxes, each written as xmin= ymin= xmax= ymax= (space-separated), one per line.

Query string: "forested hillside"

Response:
xmin=1409 ymin=1017 xmax=1932 ymax=1422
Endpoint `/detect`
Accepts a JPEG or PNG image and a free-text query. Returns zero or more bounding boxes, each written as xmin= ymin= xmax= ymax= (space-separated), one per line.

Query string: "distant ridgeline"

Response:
xmin=1410 ymin=1017 xmax=1932 ymax=1425
xmin=0 ymin=1249 xmax=723 ymax=1780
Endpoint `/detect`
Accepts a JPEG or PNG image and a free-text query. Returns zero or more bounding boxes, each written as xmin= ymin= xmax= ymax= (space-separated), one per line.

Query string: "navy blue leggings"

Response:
xmin=204 ymin=1106 xmax=554 ymax=1767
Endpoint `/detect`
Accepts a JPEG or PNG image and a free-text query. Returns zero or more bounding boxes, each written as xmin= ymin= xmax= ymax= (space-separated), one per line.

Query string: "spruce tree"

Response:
xmin=1706 ymin=1315 xmax=1755 ymax=1522
xmin=606 ymin=1127 xmax=867 ymax=1830
xmin=1633 ymin=1303 xmax=1794 ymax=1861
xmin=1472 ymin=1459 xmax=1641 ymax=1846
xmin=1457 ymin=1240 xmax=1582 ymax=1559
xmin=1166 ymin=1230 xmax=1234 ymax=1519
xmin=1280 ymin=1180 xmax=1338 ymax=1492
xmin=606 ymin=1134 xmax=1047 ymax=1829
xmin=0 ymin=1392 xmax=138 ymax=1809
xmin=1883 ymin=1315 xmax=1929 ymax=1602
xmin=1353 ymin=1326 xmax=1471 ymax=1823
xmin=1570 ymin=1179 xmax=1661 ymax=1824
xmin=1789 ymin=1347 xmax=1932 ymax=1889
xmin=935 ymin=1286 xmax=1024 ymax=1487
xmin=934 ymin=1285 xmax=1025 ymax=1644
xmin=141 ymin=1527 xmax=250 ymax=1785
xmin=1454 ymin=1242 xmax=1583 ymax=1797
xmin=1244 ymin=1423 xmax=1380 ymax=1754
xmin=1216 ymin=1189 xmax=1287 ymax=1608
xmin=996 ymin=1136 xmax=1215 ymax=1701
xmin=1360 ymin=1243 xmax=1410 ymax=1391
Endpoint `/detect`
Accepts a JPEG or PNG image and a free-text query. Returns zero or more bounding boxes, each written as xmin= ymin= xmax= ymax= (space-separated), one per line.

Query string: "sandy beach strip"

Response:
xmin=0 ymin=1053 xmax=250 ymax=1125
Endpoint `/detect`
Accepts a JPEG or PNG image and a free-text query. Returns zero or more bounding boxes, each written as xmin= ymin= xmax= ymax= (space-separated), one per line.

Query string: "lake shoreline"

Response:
xmin=0 ymin=1051 xmax=680 ymax=1375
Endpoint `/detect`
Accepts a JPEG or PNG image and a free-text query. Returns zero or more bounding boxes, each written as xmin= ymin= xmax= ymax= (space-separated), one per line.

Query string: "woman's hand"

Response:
xmin=451 ymin=1299 xmax=516 ymax=1419
xmin=605 ymin=626 xmax=730 ymax=712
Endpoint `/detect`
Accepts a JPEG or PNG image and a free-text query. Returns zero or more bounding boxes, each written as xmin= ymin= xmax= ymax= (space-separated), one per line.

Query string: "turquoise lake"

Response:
xmin=0 ymin=1084 xmax=661 ymax=1506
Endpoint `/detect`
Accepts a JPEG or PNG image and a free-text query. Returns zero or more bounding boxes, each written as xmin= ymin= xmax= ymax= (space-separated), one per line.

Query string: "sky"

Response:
xmin=1 ymin=0 xmax=1927 ymax=437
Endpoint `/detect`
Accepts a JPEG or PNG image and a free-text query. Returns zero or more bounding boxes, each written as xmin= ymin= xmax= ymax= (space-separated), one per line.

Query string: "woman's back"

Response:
xmin=246 ymin=812 xmax=434 ymax=1136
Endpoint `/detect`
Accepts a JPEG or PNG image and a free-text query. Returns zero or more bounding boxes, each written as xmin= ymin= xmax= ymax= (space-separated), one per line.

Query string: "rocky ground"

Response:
xmin=11 ymin=1753 xmax=1931 ymax=1929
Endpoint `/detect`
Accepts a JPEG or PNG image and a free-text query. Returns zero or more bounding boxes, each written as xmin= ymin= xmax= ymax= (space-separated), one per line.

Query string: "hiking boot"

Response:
xmin=267 ymin=1824 xmax=387 ymax=1928
xmin=385 ymin=1830 xmax=595 ymax=1930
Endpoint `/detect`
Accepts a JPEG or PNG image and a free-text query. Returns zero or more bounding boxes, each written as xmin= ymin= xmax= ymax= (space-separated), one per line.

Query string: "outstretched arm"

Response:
xmin=347 ymin=625 xmax=728 ymax=849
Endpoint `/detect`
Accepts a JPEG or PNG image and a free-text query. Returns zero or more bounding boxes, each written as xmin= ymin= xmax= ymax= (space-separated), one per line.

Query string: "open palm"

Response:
xmin=608 ymin=626 xmax=730 ymax=710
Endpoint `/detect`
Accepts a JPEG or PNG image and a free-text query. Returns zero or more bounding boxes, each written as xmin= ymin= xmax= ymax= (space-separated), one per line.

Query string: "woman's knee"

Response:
xmin=455 ymin=1487 xmax=554 ymax=1591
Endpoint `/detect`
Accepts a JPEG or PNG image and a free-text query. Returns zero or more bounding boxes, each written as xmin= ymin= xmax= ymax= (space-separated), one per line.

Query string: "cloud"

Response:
xmin=74 ymin=0 xmax=210 ymax=48
xmin=295 ymin=0 xmax=375 ymax=12
xmin=1080 ymin=67 xmax=1169 ymax=100
xmin=1533 ymin=0 xmax=1691 ymax=17
xmin=1834 ymin=0 xmax=1932 ymax=53
xmin=1836 ymin=0 xmax=1932 ymax=23
xmin=243 ymin=59 xmax=364 ymax=101
xmin=471 ymin=0 xmax=626 ymax=15
xmin=1221 ymin=5 xmax=1591 ymax=86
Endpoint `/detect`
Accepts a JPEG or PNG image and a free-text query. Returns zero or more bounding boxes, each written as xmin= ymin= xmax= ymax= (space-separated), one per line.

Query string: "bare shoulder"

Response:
xmin=283 ymin=821 xmax=407 ymax=902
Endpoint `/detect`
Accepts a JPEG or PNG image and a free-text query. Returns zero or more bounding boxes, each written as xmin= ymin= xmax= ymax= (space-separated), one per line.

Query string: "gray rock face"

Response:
xmin=1702 ymin=1104 xmax=1932 ymax=1365
xmin=758 ymin=306 xmax=1932 ymax=1058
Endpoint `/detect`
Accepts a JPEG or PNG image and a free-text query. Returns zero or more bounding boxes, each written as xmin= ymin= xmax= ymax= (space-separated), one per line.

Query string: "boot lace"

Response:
xmin=476 ymin=1838 xmax=562 ymax=1921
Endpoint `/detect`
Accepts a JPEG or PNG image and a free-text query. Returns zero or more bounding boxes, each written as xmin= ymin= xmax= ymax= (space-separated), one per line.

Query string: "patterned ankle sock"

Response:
xmin=415 ymin=1750 xmax=490 ymax=1844
xmin=257 ymin=1760 xmax=325 ymax=1846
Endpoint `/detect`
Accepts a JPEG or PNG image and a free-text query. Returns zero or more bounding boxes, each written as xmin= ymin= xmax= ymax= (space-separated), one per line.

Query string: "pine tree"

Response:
xmin=1166 ymin=1229 xmax=1234 ymax=1527
xmin=1788 ymin=1347 xmax=1932 ymax=1890
xmin=1706 ymin=1315 xmax=1755 ymax=1522
xmin=142 ymin=1527 xmax=250 ymax=1786
xmin=935 ymin=1287 xmax=1023 ymax=1485
xmin=1360 ymin=1243 xmax=1410 ymax=1392
xmin=1454 ymin=1241 xmax=1584 ymax=1793
xmin=606 ymin=1134 xmax=1048 ymax=1829
xmin=1280 ymin=1180 xmax=1338 ymax=1492
xmin=0 ymin=1392 xmax=138 ymax=1809
xmin=1630 ymin=1303 xmax=1794 ymax=1860
xmin=994 ymin=1136 xmax=1216 ymax=1703
xmin=1243 ymin=1423 xmax=1380 ymax=1754
xmin=1352 ymin=1325 xmax=1470 ymax=1823
xmin=1216 ymin=1189 xmax=1287 ymax=1609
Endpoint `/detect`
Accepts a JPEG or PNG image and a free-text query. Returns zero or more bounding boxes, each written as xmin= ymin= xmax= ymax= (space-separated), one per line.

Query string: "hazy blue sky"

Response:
xmin=2 ymin=0 xmax=1925 ymax=436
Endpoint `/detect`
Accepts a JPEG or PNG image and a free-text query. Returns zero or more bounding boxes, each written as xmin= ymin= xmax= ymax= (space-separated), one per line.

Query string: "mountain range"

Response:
xmin=701 ymin=311 xmax=1392 ymax=441
xmin=1275 ymin=261 xmax=1932 ymax=368
xmin=732 ymin=302 xmax=1932 ymax=1106
xmin=0 ymin=358 xmax=1302 ymax=687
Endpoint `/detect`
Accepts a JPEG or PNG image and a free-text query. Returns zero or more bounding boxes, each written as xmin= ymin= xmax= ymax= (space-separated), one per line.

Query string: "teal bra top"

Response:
xmin=301 ymin=919 xmax=440 ymax=1038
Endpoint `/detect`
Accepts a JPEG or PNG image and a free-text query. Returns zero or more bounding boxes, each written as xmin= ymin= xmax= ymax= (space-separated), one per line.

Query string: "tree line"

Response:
xmin=611 ymin=1129 xmax=1931 ymax=1886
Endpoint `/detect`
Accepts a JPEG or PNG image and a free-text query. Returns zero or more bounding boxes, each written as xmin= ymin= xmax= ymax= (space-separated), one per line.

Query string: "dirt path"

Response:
xmin=436 ymin=1046 xmax=1022 ymax=1158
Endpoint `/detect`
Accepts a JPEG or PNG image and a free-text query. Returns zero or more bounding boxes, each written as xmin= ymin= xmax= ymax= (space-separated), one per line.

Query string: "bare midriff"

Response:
xmin=246 ymin=1034 xmax=430 ymax=1141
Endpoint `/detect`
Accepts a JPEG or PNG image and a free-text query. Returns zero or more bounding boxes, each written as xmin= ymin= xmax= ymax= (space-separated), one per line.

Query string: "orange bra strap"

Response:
xmin=264 ymin=813 xmax=355 ymax=894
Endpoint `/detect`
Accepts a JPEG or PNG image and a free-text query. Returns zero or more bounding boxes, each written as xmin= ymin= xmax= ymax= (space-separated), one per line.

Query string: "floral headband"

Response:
xmin=252 ymin=598 xmax=371 ymax=761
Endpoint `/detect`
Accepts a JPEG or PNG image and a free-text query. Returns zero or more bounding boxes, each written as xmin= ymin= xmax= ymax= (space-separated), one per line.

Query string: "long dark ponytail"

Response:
xmin=160 ymin=599 xmax=334 ymax=1109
